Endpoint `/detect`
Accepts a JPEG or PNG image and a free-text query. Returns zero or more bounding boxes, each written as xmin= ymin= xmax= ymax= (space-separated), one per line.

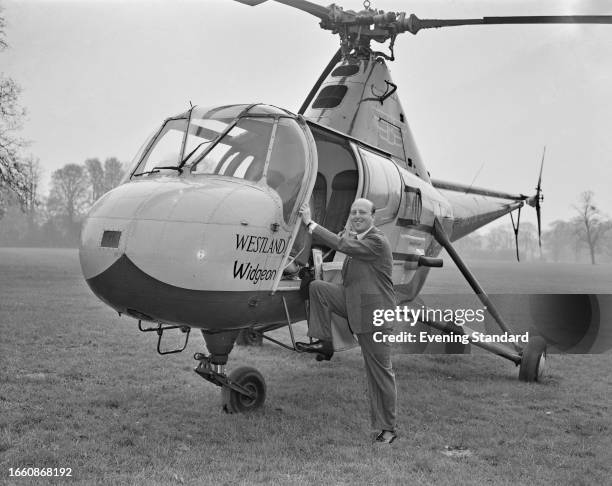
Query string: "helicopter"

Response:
xmin=78 ymin=0 xmax=612 ymax=413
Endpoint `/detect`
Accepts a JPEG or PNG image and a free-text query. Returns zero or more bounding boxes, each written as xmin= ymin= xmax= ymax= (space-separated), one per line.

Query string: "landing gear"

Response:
xmin=194 ymin=355 xmax=267 ymax=413
xmin=194 ymin=330 xmax=267 ymax=413
xmin=518 ymin=336 xmax=547 ymax=382
xmin=432 ymin=218 xmax=548 ymax=383
xmin=221 ymin=367 xmax=266 ymax=413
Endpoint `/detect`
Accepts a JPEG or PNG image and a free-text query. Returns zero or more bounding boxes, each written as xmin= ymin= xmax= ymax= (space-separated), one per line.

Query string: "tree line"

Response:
xmin=454 ymin=191 xmax=612 ymax=264
xmin=0 ymin=158 xmax=125 ymax=247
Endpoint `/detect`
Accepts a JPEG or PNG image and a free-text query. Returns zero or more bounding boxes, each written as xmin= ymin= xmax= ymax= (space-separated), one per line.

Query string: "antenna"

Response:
xmin=465 ymin=162 xmax=485 ymax=194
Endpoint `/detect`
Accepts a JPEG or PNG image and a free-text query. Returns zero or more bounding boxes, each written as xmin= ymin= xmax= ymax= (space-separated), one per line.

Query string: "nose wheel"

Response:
xmin=221 ymin=366 xmax=267 ymax=413
xmin=195 ymin=354 xmax=267 ymax=413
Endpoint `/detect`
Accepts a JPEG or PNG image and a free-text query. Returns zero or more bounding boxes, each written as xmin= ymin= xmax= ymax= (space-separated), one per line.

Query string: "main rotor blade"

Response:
xmin=403 ymin=15 xmax=612 ymax=35
xmin=233 ymin=0 xmax=331 ymax=21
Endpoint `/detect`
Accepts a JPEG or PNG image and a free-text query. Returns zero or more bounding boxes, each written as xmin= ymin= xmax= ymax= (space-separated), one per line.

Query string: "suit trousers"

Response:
xmin=308 ymin=280 xmax=397 ymax=431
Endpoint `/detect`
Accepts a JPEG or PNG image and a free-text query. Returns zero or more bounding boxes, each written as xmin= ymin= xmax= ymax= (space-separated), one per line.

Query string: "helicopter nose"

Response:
xmin=79 ymin=177 xmax=280 ymax=322
xmin=79 ymin=178 xmax=189 ymax=280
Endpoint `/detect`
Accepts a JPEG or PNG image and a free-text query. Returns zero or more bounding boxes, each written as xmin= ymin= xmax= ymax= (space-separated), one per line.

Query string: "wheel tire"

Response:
xmin=222 ymin=366 xmax=266 ymax=413
xmin=235 ymin=329 xmax=263 ymax=346
xmin=519 ymin=336 xmax=547 ymax=382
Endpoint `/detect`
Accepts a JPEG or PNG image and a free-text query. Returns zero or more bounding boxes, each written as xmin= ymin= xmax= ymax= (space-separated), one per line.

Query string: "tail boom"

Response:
xmin=432 ymin=179 xmax=527 ymax=241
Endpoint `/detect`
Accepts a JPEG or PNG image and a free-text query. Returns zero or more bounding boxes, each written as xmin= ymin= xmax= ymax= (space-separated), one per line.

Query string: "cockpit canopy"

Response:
xmin=129 ymin=104 xmax=312 ymax=223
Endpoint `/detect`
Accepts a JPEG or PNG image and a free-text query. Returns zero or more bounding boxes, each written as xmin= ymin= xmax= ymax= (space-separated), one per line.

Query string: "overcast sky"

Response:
xmin=3 ymin=0 xmax=612 ymax=228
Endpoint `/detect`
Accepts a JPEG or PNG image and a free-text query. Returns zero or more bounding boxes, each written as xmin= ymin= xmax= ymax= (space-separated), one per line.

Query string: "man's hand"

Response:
xmin=299 ymin=203 xmax=312 ymax=226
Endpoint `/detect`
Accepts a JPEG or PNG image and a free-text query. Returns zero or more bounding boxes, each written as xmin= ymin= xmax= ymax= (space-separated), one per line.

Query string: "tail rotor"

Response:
xmin=527 ymin=147 xmax=545 ymax=249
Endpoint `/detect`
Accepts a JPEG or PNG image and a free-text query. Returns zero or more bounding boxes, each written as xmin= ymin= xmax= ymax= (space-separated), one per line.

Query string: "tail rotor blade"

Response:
xmin=535 ymin=147 xmax=545 ymax=249
xmin=536 ymin=147 xmax=545 ymax=195
xmin=536 ymin=204 xmax=542 ymax=249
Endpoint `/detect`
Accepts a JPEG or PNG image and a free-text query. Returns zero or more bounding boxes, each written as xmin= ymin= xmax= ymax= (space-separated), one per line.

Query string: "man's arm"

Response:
xmin=312 ymin=225 xmax=383 ymax=261
xmin=300 ymin=202 xmax=384 ymax=261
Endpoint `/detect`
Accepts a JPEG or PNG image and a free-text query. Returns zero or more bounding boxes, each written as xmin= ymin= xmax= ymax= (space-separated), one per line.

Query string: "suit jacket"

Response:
xmin=312 ymin=224 xmax=396 ymax=334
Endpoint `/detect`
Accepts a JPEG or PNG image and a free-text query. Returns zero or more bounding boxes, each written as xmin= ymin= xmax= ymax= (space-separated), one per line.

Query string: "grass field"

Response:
xmin=1 ymin=248 xmax=611 ymax=485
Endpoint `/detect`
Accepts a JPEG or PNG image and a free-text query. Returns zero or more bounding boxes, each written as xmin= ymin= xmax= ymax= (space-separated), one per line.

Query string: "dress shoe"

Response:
xmin=374 ymin=430 xmax=397 ymax=444
xmin=295 ymin=340 xmax=334 ymax=360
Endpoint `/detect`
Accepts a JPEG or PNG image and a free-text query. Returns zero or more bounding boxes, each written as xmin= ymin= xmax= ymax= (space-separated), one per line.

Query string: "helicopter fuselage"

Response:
xmin=79 ymin=57 xmax=524 ymax=332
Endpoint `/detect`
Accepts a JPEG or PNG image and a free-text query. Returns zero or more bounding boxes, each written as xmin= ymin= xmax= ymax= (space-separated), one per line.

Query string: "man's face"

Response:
xmin=349 ymin=200 xmax=374 ymax=233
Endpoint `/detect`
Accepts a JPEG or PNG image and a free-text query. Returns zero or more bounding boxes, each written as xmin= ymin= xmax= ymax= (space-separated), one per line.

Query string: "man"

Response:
xmin=296 ymin=198 xmax=398 ymax=444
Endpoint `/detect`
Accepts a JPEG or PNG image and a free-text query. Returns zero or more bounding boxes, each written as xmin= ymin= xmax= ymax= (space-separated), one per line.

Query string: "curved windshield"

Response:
xmin=182 ymin=105 xmax=249 ymax=166
xmin=133 ymin=117 xmax=188 ymax=176
xmin=122 ymin=128 xmax=157 ymax=183
xmin=131 ymin=105 xmax=249 ymax=177
xmin=128 ymin=104 xmax=311 ymax=225
xmin=192 ymin=117 xmax=273 ymax=182
xmin=192 ymin=115 xmax=309 ymax=224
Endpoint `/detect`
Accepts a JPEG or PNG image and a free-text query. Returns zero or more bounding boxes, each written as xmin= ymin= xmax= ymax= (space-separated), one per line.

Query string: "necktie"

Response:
xmin=341 ymin=233 xmax=358 ymax=282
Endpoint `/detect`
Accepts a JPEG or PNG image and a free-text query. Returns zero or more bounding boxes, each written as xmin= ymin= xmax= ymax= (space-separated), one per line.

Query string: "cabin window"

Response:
xmin=186 ymin=105 xmax=249 ymax=155
xmin=266 ymin=118 xmax=308 ymax=224
xmin=182 ymin=119 xmax=235 ymax=165
xmin=331 ymin=64 xmax=360 ymax=77
xmin=312 ymin=85 xmax=348 ymax=109
xmin=400 ymin=186 xmax=422 ymax=226
xmin=183 ymin=105 xmax=251 ymax=168
xmin=358 ymin=147 xmax=401 ymax=225
xmin=191 ymin=117 xmax=273 ymax=182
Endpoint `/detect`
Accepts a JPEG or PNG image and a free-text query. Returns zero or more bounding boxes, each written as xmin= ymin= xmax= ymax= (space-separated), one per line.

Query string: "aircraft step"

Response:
xmin=137 ymin=320 xmax=191 ymax=355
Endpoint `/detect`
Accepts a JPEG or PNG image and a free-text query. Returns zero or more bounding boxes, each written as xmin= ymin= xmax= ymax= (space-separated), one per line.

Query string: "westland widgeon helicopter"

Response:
xmin=79 ymin=0 xmax=612 ymax=412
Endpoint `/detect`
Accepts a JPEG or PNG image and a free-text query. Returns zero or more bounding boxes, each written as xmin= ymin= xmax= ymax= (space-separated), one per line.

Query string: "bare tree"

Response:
xmin=103 ymin=157 xmax=125 ymax=192
xmin=0 ymin=8 xmax=30 ymax=208
xmin=573 ymin=191 xmax=611 ymax=265
xmin=454 ymin=231 xmax=485 ymax=258
xmin=48 ymin=163 xmax=89 ymax=241
xmin=20 ymin=155 xmax=40 ymax=228
xmin=543 ymin=219 xmax=577 ymax=262
xmin=85 ymin=157 xmax=104 ymax=203
xmin=0 ymin=7 xmax=7 ymax=51
xmin=517 ymin=221 xmax=538 ymax=260
xmin=485 ymin=226 xmax=513 ymax=253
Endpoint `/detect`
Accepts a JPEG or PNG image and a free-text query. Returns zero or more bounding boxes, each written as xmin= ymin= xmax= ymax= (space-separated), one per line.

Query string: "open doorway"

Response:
xmin=281 ymin=123 xmax=361 ymax=280
xmin=308 ymin=124 xmax=361 ymax=260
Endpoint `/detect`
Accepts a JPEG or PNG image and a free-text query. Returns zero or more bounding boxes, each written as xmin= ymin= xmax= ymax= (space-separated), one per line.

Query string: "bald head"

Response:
xmin=352 ymin=198 xmax=375 ymax=214
xmin=349 ymin=198 xmax=375 ymax=233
